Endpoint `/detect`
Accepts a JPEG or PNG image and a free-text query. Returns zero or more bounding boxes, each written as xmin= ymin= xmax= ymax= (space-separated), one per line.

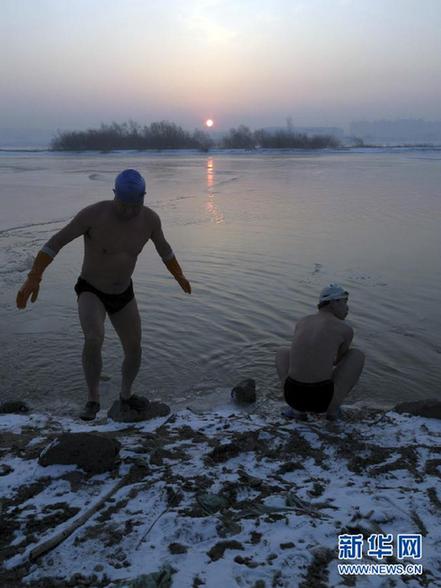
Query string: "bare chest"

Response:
xmin=86 ymin=221 xmax=151 ymax=257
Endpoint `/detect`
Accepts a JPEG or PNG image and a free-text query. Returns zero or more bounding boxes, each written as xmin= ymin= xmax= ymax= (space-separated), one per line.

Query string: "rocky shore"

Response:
xmin=1 ymin=399 xmax=440 ymax=587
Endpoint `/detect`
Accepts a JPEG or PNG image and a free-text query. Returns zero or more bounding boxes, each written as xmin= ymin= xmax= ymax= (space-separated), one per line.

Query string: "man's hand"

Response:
xmin=164 ymin=256 xmax=191 ymax=294
xmin=16 ymin=276 xmax=40 ymax=309
xmin=176 ymin=275 xmax=191 ymax=294
xmin=16 ymin=250 xmax=54 ymax=309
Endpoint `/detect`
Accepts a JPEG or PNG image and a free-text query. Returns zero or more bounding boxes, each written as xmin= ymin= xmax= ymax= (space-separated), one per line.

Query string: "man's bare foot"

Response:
xmin=80 ymin=401 xmax=100 ymax=421
xmin=282 ymin=407 xmax=309 ymax=421
xmin=326 ymin=406 xmax=343 ymax=421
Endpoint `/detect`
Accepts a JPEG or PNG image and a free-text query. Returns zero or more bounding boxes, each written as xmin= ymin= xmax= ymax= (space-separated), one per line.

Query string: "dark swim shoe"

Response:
xmin=119 ymin=395 xmax=150 ymax=412
xmin=79 ymin=401 xmax=100 ymax=421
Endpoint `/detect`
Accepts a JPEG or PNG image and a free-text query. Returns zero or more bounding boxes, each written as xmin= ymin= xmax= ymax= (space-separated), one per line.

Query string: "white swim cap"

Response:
xmin=319 ymin=283 xmax=348 ymax=304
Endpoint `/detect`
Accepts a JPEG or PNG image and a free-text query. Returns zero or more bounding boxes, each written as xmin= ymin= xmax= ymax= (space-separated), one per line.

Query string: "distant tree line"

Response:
xmin=221 ymin=125 xmax=340 ymax=149
xmin=51 ymin=120 xmax=340 ymax=151
xmin=51 ymin=121 xmax=214 ymax=152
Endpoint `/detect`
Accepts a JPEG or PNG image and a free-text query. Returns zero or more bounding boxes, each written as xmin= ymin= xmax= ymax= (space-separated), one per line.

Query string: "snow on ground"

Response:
xmin=1 ymin=406 xmax=441 ymax=587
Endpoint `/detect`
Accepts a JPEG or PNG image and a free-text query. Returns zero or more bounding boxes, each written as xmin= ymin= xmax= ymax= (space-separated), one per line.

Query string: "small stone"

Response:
xmin=196 ymin=493 xmax=229 ymax=513
xmin=309 ymin=481 xmax=325 ymax=498
xmin=128 ymin=566 xmax=175 ymax=588
xmin=0 ymin=401 xmax=30 ymax=414
xmin=94 ymin=565 xmax=104 ymax=572
xmin=280 ymin=542 xmax=295 ymax=550
xmin=250 ymin=532 xmax=262 ymax=544
xmin=231 ymin=379 xmax=256 ymax=404
xmin=169 ymin=543 xmax=188 ymax=554
xmin=207 ymin=540 xmax=244 ymax=562
xmin=394 ymin=399 xmax=441 ymax=420
xmin=0 ymin=464 xmax=13 ymax=476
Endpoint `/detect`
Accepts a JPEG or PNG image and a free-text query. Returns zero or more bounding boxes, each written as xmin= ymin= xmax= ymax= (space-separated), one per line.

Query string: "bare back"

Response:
xmin=44 ymin=201 xmax=173 ymax=293
xmin=288 ymin=311 xmax=353 ymax=382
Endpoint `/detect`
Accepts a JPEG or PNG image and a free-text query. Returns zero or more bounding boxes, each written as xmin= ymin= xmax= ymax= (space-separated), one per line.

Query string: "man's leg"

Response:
xmin=108 ymin=297 xmax=142 ymax=400
xmin=276 ymin=347 xmax=308 ymax=420
xmin=78 ymin=292 xmax=106 ymax=403
xmin=328 ymin=348 xmax=365 ymax=417
xmin=275 ymin=347 xmax=290 ymax=384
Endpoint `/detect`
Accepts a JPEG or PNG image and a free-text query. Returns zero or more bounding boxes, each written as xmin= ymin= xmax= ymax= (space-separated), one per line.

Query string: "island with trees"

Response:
xmin=51 ymin=120 xmax=341 ymax=152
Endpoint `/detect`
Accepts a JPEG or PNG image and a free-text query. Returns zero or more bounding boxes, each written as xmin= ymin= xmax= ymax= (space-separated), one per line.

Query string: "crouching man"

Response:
xmin=16 ymin=169 xmax=191 ymax=421
xmin=275 ymin=284 xmax=364 ymax=420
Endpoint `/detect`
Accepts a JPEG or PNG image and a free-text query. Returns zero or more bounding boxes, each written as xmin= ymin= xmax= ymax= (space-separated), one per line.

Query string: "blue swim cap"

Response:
xmin=114 ymin=169 xmax=146 ymax=204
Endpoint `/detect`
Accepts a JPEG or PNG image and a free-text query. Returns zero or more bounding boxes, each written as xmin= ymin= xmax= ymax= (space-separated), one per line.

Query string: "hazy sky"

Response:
xmin=2 ymin=0 xmax=441 ymax=131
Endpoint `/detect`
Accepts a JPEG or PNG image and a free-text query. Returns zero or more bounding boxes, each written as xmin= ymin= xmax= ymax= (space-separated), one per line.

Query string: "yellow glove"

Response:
xmin=16 ymin=251 xmax=53 ymax=309
xmin=164 ymin=257 xmax=191 ymax=294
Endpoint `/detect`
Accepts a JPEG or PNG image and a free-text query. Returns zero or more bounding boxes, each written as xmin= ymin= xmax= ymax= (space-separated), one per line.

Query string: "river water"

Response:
xmin=1 ymin=148 xmax=440 ymax=415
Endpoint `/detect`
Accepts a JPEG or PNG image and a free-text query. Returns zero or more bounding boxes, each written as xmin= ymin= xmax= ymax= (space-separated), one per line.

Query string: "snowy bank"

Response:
xmin=1 ymin=405 xmax=440 ymax=587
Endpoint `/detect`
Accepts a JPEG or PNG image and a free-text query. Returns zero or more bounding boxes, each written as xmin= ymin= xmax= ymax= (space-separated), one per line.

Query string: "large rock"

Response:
xmin=231 ymin=379 xmax=256 ymax=405
xmin=0 ymin=401 xmax=30 ymax=414
xmin=196 ymin=493 xmax=229 ymax=514
xmin=394 ymin=399 xmax=441 ymax=420
xmin=39 ymin=433 xmax=121 ymax=474
xmin=108 ymin=400 xmax=171 ymax=422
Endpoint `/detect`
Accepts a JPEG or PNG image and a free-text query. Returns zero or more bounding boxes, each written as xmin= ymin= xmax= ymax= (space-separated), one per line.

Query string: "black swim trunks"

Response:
xmin=74 ymin=277 xmax=134 ymax=315
xmin=284 ymin=376 xmax=334 ymax=413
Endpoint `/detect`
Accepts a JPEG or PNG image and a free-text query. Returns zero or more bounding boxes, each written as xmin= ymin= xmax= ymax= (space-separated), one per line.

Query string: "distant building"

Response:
xmin=349 ymin=119 xmax=441 ymax=144
xmin=263 ymin=125 xmax=344 ymax=139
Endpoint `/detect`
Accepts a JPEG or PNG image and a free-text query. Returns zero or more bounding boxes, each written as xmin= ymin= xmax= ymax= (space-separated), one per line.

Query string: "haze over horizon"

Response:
xmin=3 ymin=0 xmax=441 ymax=135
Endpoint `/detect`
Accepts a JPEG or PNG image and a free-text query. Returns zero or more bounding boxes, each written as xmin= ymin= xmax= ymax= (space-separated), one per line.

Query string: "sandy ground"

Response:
xmin=1 ymin=405 xmax=440 ymax=587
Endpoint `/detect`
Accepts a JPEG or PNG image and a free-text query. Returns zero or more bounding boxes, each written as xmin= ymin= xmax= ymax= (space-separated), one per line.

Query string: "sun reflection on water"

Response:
xmin=206 ymin=157 xmax=224 ymax=224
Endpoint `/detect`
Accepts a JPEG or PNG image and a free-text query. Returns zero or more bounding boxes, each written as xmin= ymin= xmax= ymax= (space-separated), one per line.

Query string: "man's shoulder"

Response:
xmin=298 ymin=313 xmax=317 ymax=325
xmin=315 ymin=313 xmax=352 ymax=335
xmin=69 ymin=201 xmax=110 ymax=230
xmin=294 ymin=313 xmax=319 ymax=333
xmin=78 ymin=200 xmax=111 ymax=217
xmin=142 ymin=206 xmax=160 ymax=225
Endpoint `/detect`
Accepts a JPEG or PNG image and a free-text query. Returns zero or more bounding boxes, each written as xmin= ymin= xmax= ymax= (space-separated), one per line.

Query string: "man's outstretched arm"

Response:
xmin=151 ymin=213 xmax=191 ymax=294
xmin=16 ymin=207 xmax=91 ymax=309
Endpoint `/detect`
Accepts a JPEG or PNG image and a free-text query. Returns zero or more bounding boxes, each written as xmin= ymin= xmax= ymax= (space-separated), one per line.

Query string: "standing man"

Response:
xmin=16 ymin=169 xmax=191 ymax=420
xmin=275 ymin=284 xmax=364 ymax=420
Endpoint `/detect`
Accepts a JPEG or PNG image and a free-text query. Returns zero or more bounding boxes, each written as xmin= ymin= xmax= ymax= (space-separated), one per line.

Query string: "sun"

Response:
xmin=205 ymin=119 xmax=214 ymax=128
